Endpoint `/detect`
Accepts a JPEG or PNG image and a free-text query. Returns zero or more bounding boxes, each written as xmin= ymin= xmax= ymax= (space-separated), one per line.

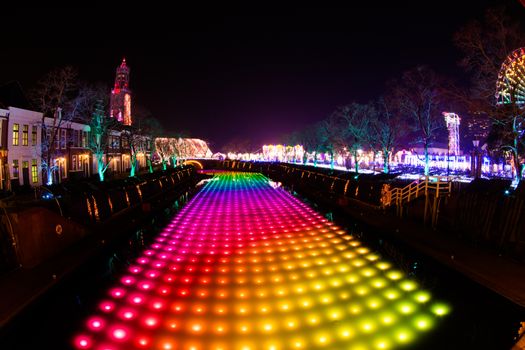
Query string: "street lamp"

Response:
xmin=472 ymin=140 xmax=480 ymax=178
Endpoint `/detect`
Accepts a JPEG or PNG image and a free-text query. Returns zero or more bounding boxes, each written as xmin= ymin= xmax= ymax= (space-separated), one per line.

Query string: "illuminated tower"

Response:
xmin=110 ymin=58 xmax=132 ymax=125
xmin=443 ymin=112 xmax=461 ymax=156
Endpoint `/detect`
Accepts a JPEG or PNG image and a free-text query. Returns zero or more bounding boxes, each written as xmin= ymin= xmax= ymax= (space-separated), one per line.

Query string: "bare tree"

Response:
xmin=31 ymin=67 xmax=109 ymax=184
xmin=155 ymin=138 xmax=172 ymax=170
xmin=168 ymin=138 xmax=183 ymax=166
xmin=393 ymin=66 xmax=444 ymax=176
xmin=337 ymin=103 xmax=371 ymax=174
xmin=132 ymin=106 xmax=164 ymax=173
xmin=120 ymin=108 xmax=163 ymax=176
xmin=454 ymin=6 xmax=525 ymax=182
xmin=454 ymin=6 xmax=524 ymax=102
xmin=296 ymin=126 xmax=320 ymax=165
xmin=370 ymin=96 xmax=408 ymax=173
xmin=88 ymin=100 xmax=117 ymax=181
xmin=120 ymin=125 xmax=143 ymax=177
xmin=31 ymin=67 xmax=77 ymax=184
xmin=317 ymin=115 xmax=344 ymax=169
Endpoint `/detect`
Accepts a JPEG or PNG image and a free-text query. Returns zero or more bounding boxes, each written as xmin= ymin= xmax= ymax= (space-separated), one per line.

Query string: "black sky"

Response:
xmin=1 ymin=1 xmax=523 ymax=151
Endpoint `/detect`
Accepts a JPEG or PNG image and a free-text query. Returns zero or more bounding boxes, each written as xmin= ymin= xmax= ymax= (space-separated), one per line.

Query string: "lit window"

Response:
xmin=12 ymin=123 xmax=19 ymax=146
xmin=31 ymin=159 xmax=38 ymax=183
xmin=22 ymin=124 xmax=28 ymax=146
xmin=32 ymin=125 xmax=37 ymax=146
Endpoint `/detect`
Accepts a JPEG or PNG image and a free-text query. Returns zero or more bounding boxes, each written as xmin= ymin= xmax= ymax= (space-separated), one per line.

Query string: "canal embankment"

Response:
xmin=0 ymin=166 xmax=206 ymax=330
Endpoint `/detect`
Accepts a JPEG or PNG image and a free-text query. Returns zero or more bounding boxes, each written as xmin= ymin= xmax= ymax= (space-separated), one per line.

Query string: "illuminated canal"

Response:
xmin=72 ymin=172 xmax=450 ymax=350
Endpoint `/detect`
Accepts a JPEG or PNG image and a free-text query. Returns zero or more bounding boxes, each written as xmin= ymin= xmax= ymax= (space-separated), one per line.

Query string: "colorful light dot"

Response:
xmin=72 ymin=173 xmax=450 ymax=350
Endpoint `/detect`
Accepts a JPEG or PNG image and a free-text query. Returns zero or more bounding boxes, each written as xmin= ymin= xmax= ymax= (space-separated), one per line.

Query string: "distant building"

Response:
xmin=443 ymin=112 xmax=461 ymax=155
xmin=110 ymin=58 xmax=132 ymax=126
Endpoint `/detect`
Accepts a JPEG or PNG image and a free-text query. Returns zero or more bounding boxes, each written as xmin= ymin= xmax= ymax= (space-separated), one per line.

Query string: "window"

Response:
xmin=12 ymin=123 xmax=19 ymax=146
xmin=73 ymin=130 xmax=79 ymax=147
xmin=61 ymin=129 xmax=67 ymax=149
xmin=32 ymin=125 xmax=37 ymax=146
xmin=31 ymin=159 xmax=38 ymax=183
xmin=82 ymin=131 xmax=87 ymax=148
xmin=12 ymin=160 xmax=19 ymax=178
xmin=54 ymin=129 xmax=60 ymax=150
xmin=72 ymin=155 xmax=77 ymax=170
xmin=22 ymin=124 xmax=28 ymax=146
xmin=110 ymin=135 xmax=120 ymax=149
xmin=60 ymin=159 xmax=67 ymax=178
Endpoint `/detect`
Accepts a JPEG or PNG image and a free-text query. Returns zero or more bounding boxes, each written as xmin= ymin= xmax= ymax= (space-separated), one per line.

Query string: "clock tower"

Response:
xmin=110 ymin=58 xmax=132 ymax=125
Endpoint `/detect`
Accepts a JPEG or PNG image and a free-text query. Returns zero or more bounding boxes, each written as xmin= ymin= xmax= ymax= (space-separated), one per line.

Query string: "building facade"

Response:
xmin=0 ymin=109 xmax=9 ymax=190
xmin=43 ymin=117 xmax=92 ymax=183
xmin=6 ymin=107 xmax=42 ymax=188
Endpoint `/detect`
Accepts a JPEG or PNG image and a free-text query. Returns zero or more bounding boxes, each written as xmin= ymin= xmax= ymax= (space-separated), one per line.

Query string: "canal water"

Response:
xmin=0 ymin=172 xmax=522 ymax=349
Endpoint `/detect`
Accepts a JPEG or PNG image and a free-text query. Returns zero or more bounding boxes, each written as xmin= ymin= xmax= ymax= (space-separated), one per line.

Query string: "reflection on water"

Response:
xmin=72 ymin=173 xmax=450 ymax=350
xmin=2 ymin=173 xmax=521 ymax=350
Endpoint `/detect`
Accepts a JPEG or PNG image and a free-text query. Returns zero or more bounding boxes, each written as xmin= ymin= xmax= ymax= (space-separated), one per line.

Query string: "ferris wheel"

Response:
xmin=495 ymin=47 xmax=525 ymax=105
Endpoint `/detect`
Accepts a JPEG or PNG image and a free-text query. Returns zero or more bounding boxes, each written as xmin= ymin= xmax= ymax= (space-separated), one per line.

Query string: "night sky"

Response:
xmin=1 ymin=1 xmax=523 ymax=151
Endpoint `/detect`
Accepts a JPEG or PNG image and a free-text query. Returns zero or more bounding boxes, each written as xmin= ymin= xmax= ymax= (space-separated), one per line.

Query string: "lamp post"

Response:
xmin=472 ymin=140 xmax=480 ymax=179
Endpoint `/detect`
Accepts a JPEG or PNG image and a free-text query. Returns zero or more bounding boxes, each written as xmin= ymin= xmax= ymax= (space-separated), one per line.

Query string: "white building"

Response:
xmin=6 ymin=107 xmax=43 ymax=187
xmin=0 ymin=109 xmax=9 ymax=190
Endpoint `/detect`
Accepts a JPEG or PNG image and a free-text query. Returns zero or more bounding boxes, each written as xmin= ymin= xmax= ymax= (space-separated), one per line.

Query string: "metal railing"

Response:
xmin=384 ymin=176 xmax=452 ymax=227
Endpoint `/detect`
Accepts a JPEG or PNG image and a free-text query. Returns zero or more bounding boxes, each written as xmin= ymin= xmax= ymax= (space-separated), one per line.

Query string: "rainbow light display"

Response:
xmin=73 ymin=173 xmax=450 ymax=350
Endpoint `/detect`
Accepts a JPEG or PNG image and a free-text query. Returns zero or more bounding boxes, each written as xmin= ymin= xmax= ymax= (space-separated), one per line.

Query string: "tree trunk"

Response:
xmin=45 ymin=153 xmax=53 ymax=185
xmin=97 ymin=156 xmax=105 ymax=182
xmin=354 ymin=150 xmax=359 ymax=174
xmin=424 ymin=142 xmax=430 ymax=176
xmin=130 ymin=154 xmax=137 ymax=177
xmin=330 ymin=149 xmax=334 ymax=170
xmin=313 ymin=151 xmax=318 ymax=167
xmin=383 ymin=148 xmax=390 ymax=174
xmin=512 ymin=145 xmax=521 ymax=183
xmin=46 ymin=169 xmax=53 ymax=186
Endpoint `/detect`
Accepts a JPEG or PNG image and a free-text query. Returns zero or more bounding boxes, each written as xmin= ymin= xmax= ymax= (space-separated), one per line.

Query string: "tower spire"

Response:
xmin=110 ymin=58 xmax=132 ymax=125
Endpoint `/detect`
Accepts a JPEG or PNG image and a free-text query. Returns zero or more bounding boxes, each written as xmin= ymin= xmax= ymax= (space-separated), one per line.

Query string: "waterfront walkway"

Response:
xmin=72 ymin=172 xmax=448 ymax=350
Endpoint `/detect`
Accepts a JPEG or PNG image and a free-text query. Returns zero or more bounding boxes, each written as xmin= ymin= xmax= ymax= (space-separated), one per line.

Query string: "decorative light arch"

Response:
xmin=183 ymin=159 xmax=204 ymax=169
xmin=496 ymin=47 xmax=525 ymax=105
